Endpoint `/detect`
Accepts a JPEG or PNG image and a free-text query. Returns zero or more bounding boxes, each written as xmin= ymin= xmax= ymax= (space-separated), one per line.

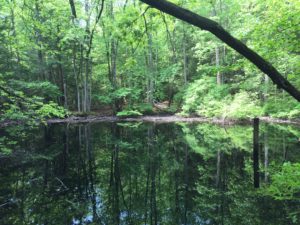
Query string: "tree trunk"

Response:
xmin=68 ymin=0 xmax=77 ymax=19
xmin=143 ymin=14 xmax=154 ymax=104
xmin=183 ymin=29 xmax=188 ymax=85
xmin=216 ymin=46 xmax=222 ymax=85
xmin=161 ymin=12 xmax=176 ymax=62
xmin=9 ymin=0 xmax=21 ymax=65
xmin=73 ymin=48 xmax=81 ymax=112
xmin=140 ymin=0 xmax=300 ymax=101
xmin=59 ymin=56 xmax=68 ymax=109
xmin=57 ymin=35 xmax=68 ymax=109
xmin=79 ymin=46 xmax=85 ymax=112
xmin=83 ymin=0 xmax=90 ymax=113
xmin=84 ymin=56 xmax=89 ymax=112
xmin=69 ymin=0 xmax=82 ymax=111
xmin=264 ymin=74 xmax=269 ymax=101
xmin=62 ymin=65 xmax=68 ymax=109
xmin=108 ymin=1 xmax=120 ymax=112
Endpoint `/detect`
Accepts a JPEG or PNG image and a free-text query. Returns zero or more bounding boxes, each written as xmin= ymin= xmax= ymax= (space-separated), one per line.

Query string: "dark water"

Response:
xmin=0 ymin=122 xmax=300 ymax=225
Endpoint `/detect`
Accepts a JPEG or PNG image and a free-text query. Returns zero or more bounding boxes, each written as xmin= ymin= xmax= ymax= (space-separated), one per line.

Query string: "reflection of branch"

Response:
xmin=0 ymin=201 xmax=11 ymax=208
xmin=119 ymin=174 xmax=129 ymax=211
xmin=55 ymin=177 xmax=69 ymax=190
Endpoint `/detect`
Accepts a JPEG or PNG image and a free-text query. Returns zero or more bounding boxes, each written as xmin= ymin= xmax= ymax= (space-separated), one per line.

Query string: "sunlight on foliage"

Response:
xmin=36 ymin=101 xmax=67 ymax=119
xmin=116 ymin=110 xmax=142 ymax=117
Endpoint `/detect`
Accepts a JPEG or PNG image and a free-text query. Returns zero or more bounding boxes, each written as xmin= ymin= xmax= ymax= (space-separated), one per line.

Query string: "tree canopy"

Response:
xmin=0 ymin=0 xmax=299 ymax=123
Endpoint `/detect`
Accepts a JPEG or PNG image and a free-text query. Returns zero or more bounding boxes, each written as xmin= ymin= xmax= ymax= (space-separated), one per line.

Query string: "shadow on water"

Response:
xmin=0 ymin=121 xmax=300 ymax=224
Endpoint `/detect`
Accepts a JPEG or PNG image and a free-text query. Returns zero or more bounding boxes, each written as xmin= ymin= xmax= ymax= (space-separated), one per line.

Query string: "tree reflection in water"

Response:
xmin=0 ymin=122 xmax=300 ymax=224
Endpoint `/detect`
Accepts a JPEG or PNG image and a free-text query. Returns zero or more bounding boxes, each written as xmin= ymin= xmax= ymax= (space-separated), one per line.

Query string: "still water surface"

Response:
xmin=0 ymin=122 xmax=300 ymax=225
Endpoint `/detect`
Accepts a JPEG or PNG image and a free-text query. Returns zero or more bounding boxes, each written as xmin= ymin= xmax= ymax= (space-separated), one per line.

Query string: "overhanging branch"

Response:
xmin=140 ymin=0 xmax=300 ymax=101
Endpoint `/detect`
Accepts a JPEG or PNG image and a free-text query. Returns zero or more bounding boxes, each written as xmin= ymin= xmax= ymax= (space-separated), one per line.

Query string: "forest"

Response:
xmin=0 ymin=1 xmax=300 ymax=224
xmin=0 ymin=0 xmax=299 ymax=124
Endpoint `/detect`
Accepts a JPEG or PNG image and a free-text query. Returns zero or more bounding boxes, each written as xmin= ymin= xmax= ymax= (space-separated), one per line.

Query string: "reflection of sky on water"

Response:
xmin=72 ymin=188 xmax=104 ymax=224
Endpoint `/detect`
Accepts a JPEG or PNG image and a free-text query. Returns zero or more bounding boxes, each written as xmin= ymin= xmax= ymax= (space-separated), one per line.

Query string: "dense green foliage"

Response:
xmin=1 ymin=1 xmax=299 ymax=222
xmin=0 ymin=0 xmax=299 ymax=121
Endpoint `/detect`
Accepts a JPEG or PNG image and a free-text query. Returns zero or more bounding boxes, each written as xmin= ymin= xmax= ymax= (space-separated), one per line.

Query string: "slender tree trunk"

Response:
xmin=80 ymin=46 xmax=85 ymax=112
xmin=83 ymin=0 xmax=90 ymax=112
xmin=148 ymin=34 xmax=154 ymax=104
xmin=68 ymin=0 xmax=77 ymax=18
xmin=54 ymin=23 xmax=68 ymax=108
xmin=69 ymin=0 xmax=82 ymax=111
xmin=84 ymin=56 xmax=89 ymax=112
xmin=264 ymin=74 xmax=269 ymax=102
xmin=216 ymin=46 xmax=222 ymax=85
xmin=104 ymin=1 xmax=120 ymax=113
xmin=111 ymin=41 xmax=118 ymax=89
xmin=143 ymin=14 xmax=154 ymax=104
xmin=34 ymin=0 xmax=46 ymax=81
xmin=9 ymin=0 xmax=21 ymax=65
xmin=183 ymin=30 xmax=188 ymax=85
xmin=58 ymin=49 xmax=68 ymax=109
xmin=161 ymin=12 xmax=176 ymax=61
xmin=73 ymin=48 xmax=81 ymax=112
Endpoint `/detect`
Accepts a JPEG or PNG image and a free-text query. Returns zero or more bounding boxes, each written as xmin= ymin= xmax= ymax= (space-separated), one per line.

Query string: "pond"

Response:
xmin=0 ymin=121 xmax=300 ymax=225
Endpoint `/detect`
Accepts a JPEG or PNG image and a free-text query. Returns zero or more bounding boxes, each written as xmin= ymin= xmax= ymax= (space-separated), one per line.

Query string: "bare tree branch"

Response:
xmin=68 ymin=0 xmax=77 ymax=19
